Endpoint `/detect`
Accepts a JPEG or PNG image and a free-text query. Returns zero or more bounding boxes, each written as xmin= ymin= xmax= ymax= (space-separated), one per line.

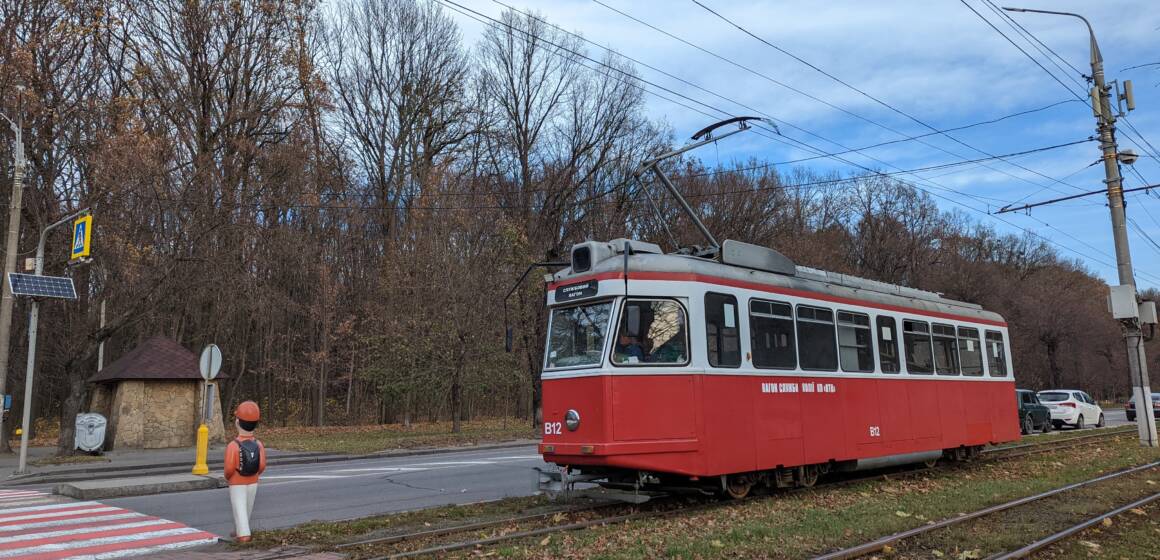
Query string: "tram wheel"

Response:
xmin=923 ymin=457 xmax=939 ymax=469
xmin=797 ymin=465 xmax=819 ymax=488
xmin=725 ymin=476 xmax=753 ymax=499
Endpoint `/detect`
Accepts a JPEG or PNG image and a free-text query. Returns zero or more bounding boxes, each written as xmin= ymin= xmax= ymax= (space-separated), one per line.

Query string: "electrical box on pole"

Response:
xmin=1109 ymin=285 xmax=1140 ymax=319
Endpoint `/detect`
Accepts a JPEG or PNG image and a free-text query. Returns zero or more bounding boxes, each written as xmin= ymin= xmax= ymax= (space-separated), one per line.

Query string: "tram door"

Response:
xmin=875 ymin=316 xmax=913 ymax=445
xmin=838 ymin=311 xmax=882 ymax=451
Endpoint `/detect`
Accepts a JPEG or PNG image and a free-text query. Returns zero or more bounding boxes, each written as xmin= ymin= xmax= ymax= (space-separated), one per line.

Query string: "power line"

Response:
xmin=582 ymin=0 xmax=1102 ymax=220
xmin=994 ymin=183 xmax=1160 ymax=214
xmin=691 ymin=0 xmax=1093 ymax=198
xmin=1129 ymin=217 xmax=1160 ymax=258
xmin=958 ymin=0 xmax=1086 ymax=102
xmin=983 ymin=0 xmax=1087 ymax=90
xmin=447 ymin=0 xmax=1160 ymax=284
xmin=983 ymin=2 xmax=1160 ymax=207
xmin=135 ymin=153 xmax=1076 ymax=214
xmin=598 ymin=0 xmax=1092 ymax=199
xmin=490 ymin=0 xmax=1080 ymax=171
xmin=440 ymin=0 xmax=997 ymax=210
xmin=1120 ymin=117 xmax=1160 ymax=161
xmin=1006 ymin=159 xmax=1101 ymax=207
xmin=691 ymin=137 xmax=1093 ymax=180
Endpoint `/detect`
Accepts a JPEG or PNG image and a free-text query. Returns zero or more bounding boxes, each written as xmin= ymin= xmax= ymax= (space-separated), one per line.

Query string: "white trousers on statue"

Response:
xmin=228 ymin=483 xmax=258 ymax=537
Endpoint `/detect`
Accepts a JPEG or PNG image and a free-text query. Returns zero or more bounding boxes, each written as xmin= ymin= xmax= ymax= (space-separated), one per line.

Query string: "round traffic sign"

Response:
xmin=199 ymin=344 xmax=222 ymax=381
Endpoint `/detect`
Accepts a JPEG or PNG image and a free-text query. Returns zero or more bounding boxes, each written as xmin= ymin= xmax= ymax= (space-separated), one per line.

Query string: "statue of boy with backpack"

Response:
xmin=225 ymin=401 xmax=266 ymax=543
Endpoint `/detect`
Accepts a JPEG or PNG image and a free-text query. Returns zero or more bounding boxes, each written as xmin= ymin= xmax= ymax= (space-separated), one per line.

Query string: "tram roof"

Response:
xmin=552 ymin=239 xmax=1006 ymax=325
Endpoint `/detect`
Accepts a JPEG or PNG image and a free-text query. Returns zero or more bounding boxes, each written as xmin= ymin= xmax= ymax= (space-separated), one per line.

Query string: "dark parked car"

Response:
xmin=1125 ymin=393 xmax=1160 ymax=421
xmin=1017 ymin=389 xmax=1052 ymax=434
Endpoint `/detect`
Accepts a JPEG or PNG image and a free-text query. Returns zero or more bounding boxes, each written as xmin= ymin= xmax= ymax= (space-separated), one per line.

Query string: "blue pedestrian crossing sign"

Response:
xmin=70 ymin=215 xmax=92 ymax=261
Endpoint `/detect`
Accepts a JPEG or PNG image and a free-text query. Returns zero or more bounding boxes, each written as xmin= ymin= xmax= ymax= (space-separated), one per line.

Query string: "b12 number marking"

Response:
xmin=868 ymin=426 xmax=881 ymax=438
xmin=544 ymin=422 xmax=562 ymax=435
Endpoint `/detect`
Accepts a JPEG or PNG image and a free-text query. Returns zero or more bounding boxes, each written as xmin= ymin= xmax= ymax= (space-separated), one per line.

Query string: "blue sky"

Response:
xmin=447 ymin=0 xmax=1160 ymax=289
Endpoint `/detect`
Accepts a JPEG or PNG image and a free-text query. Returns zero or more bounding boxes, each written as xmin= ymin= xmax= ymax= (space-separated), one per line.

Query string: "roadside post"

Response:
xmin=13 ymin=208 xmax=89 ymax=474
xmin=193 ymin=344 xmax=221 ymax=475
xmin=0 ymin=101 xmax=26 ymax=454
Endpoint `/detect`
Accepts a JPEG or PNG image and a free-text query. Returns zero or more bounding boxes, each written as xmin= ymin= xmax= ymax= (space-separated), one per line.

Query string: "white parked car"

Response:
xmin=1037 ymin=390 xmax=1104 ymax=430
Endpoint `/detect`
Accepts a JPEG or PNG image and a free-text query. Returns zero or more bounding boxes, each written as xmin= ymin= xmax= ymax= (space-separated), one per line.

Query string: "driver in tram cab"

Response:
xmin=615 ymin=333 xmax=645 ymax=363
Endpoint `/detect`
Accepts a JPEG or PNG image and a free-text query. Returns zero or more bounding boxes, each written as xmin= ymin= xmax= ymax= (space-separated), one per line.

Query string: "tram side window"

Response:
xmin=903 ymin=320 xmax=934 ymax=374
xmin=796 ymin=305 xmax=838 ymax=371
xmin=932 ymin=323 xmax=960 ymax=376
xmin=985 ymin=330 xmax=1008 ymax=377
xmin=611 ymin=299 xmax=689 ymax=366
xmin=749 ymin=299 xmax=796 ymax=369
xmin=837 ymin=311 xmax=874 ymax=373
xmin=705 ymin=293 xmax=741 ymax=368
xmin=877 ymin=316 xmax=900 ymax=373
xmin=958 ymin=327 xmax=984 ymax=376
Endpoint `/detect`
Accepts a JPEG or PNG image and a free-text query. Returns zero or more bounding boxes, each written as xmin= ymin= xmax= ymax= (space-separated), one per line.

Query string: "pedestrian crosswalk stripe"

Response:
xmin=0 ymin=508 xmax=122 ymax=525
xmin=0 ymin=504 xmax=102 ymax=517
xmin=0 ymin=489 xmax=217 ymax=559
xmin=0 ymin=520 xmax=175 ymax=545
xmin=0 ymin=513 xmax=145 ymax=533
xmin=0 ymin=527 xmax=204 ymax=557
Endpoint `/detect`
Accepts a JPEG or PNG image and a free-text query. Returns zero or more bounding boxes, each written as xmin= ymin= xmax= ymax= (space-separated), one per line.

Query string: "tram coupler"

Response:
xmin=535 ymin=466 xmax=603 ymax=501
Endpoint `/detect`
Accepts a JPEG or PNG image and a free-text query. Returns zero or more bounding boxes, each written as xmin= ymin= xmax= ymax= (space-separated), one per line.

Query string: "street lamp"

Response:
xmin=1004 ymin=6 xmax=1159 ymax=448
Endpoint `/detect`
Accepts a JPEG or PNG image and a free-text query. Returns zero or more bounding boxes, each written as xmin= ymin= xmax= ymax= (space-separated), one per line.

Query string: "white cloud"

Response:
xmin=447 ymin=0 xmax=1160 ymax=286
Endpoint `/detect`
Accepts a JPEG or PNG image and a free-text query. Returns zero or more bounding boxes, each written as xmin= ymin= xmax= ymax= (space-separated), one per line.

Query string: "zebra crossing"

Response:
xmin=0 ymin=489 xmax=217 ymax=559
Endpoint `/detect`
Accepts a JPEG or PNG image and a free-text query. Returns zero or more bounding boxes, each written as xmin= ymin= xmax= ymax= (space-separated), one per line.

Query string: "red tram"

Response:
xmin=537 ymin=238 xmax=1019 ymax=498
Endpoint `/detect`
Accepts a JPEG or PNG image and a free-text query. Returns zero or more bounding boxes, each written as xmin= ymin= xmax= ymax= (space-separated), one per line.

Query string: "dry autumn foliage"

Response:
xmin=0 ymin=0 xmax=1153 ymax=456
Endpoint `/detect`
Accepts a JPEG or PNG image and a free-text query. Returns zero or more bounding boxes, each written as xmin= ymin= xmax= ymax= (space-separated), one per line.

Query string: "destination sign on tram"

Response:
xmin=555 ymin=280 xmax=599 ymax=302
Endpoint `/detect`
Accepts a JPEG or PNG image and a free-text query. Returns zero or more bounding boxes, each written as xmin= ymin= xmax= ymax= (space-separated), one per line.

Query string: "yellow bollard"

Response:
xmin=192 ymin=423 xmax=209 ymax=475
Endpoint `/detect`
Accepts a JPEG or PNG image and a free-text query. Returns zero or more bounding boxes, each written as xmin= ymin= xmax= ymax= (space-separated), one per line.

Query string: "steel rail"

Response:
xmin=985 ymin=427 xmax=1133 ymax=453
xmin=376 ymin=508 xmax=694 ymax=560
xmin=347 ymin=430 xmax=1131 ymax=559
xmin=985 ymin=431 xmax=1134 ymax=461
xmin=990 ymin=491 xmax=1160 ymax=559
xmin=335 ymin=504 xmax=606 ymax=549
xmin=811 ymin=460 xmax=1160 ymax=560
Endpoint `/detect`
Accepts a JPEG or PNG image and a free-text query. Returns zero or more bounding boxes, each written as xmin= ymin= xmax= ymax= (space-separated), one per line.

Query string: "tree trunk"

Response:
xmin=1046 ymin=340 xmax=1062 ymax=389
xmin=56 ymin=372 xmax=88 ymax=455
xmin=345 ymin=348 xmax=356 ymax=418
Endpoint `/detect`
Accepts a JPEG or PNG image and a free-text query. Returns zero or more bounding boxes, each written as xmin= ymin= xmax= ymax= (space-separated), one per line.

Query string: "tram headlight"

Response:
xmin=565 ymin=409 xmax=581 ymax=431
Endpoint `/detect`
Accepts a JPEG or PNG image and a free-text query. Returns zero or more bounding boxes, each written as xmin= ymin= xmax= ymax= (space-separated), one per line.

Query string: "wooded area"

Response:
xmin=0 ymin=0 xmax=1152 ymax=454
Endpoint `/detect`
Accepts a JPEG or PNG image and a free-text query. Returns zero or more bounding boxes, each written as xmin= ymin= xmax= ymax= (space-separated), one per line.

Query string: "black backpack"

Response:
xmin=236 ymin=438 xmax=261 ymax=476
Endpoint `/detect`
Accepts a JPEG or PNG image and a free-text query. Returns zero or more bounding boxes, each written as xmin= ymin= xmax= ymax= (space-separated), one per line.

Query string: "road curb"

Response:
xmin=54 ymin=473 xmax=227 ymax=499
xmin=3 ymin=439 xmax=539 ymax=487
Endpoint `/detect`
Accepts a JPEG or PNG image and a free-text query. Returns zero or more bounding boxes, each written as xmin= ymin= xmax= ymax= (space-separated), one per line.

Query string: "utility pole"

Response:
xmin=0 ymin=96 xmax=25 ymax=455
xmin=1007 ymin=7 xmax=1158 ymax=447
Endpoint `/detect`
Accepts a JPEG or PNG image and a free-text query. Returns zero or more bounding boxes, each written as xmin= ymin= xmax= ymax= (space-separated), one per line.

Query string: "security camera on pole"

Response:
xmin=193 ymin=344 xmax=222 ymax=475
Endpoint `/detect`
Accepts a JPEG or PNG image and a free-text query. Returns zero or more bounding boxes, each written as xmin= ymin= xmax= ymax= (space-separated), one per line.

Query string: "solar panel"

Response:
xmin=8 ymin=273 xmax=77 ymax=300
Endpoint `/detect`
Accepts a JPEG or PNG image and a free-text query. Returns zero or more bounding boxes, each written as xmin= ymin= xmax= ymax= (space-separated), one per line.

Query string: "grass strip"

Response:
xmin=483 ymin=435 xmax=1158 ymax=559
xmin=260 ymin=418 xmax=536 ymax=454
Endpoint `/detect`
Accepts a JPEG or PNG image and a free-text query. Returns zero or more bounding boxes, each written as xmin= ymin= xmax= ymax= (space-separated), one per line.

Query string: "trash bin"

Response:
xmin=75 ymin=413 xmax=107 ymax=453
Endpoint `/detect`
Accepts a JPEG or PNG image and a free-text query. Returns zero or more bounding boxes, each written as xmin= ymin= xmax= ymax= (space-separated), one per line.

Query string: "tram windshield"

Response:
xmin=545 ymin=302 xmax=614 ymax=369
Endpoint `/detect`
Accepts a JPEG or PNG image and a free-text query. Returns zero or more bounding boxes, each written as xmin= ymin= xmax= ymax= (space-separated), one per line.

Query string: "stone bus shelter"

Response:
xmin=88 ymin=336 xmax=227 ymax=449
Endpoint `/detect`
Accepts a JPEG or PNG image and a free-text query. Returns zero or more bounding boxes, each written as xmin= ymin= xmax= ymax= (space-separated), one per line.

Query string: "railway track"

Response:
xmin=988 ymin=490 xmax=1160 ymax=559
xmin=982 ymin=426 xmax=1134 ymax=460
xmin=814 ymin=457 xmax=1160 ymax=559
xmin=329 ymin=428 xmax=1132 ymax=559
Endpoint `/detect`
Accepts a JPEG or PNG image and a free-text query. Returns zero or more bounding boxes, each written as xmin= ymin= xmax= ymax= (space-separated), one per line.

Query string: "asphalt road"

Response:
xmin=18 ymin=409 xmax=1138 ymax=536
xmin=41 ymin=445 xmax=547 ymax=536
